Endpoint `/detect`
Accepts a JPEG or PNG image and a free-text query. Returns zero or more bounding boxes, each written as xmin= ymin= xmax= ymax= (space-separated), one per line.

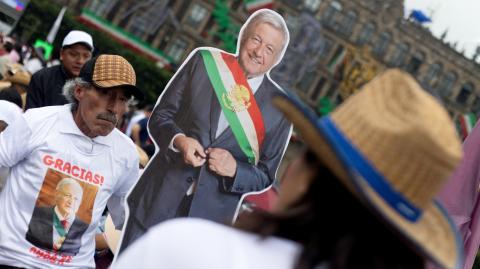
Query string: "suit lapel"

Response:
xmin=209 ymin=89 xmax=221 ymax=143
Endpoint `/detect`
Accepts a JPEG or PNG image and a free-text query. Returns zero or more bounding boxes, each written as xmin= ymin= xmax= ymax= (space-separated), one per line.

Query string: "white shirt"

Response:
xmin=0 ymin=100 xmax=23 ymax=191
xmin=0 ymin=100 xmax=23 ymax=125
xmin=114 ymin=218 xmax=301 ymax=269
xmin=0 ymin=105 xmax=139 ymax=268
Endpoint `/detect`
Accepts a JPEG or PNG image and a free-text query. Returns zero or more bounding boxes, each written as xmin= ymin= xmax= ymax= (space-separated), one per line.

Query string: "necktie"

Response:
xmin=60 ymin=219 xmax=68 ymax=230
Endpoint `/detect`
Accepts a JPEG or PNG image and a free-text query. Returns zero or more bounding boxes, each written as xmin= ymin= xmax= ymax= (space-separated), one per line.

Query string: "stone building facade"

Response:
xmin=57 ymin=0 xmax=480 ymax=118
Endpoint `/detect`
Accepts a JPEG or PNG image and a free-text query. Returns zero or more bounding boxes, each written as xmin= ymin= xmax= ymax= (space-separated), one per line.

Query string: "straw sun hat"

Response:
xmin=273 ymin=69 xmax=463 ymax=269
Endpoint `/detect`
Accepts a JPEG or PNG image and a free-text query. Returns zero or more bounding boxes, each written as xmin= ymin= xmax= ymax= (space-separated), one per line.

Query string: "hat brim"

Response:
xmin=94 ymin=80 xmax=144 ymax=101
xmin=272 ymin=93 xmax=463 ymax=269
xmin=62 ymin=42 xmax=93 ymax=52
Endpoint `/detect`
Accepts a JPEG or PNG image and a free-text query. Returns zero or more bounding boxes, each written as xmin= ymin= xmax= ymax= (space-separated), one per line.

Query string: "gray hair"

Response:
xmin=62 ymin=77 xmax=92 ymax=111
xmin=240 ymin=9 xmax=290 ymax=58
xmin=56 ymin=177 xmax=84 ymax=200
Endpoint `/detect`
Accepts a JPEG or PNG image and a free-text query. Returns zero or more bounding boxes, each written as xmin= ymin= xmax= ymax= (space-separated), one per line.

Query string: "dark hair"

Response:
xmin=0 ymin=87 xmax=22 ymax=108
xmin=235 ymin=150 xmax=424 ymax=269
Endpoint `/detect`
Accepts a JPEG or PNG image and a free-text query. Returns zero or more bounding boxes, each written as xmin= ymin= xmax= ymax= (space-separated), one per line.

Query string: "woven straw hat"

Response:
xmin=273 ymin=69 xmax=463 ymax=269
xmin=79 ymin=54 xmax=144 ymax=100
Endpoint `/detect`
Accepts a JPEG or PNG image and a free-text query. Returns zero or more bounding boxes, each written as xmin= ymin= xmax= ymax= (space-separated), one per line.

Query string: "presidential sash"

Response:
xmin=201 ymin=50 xmax=265 ymax=165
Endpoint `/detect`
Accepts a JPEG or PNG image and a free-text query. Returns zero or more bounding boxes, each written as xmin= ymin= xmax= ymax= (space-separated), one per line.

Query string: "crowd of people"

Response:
xmin=0 ymin=8 xmax=479 ymax=269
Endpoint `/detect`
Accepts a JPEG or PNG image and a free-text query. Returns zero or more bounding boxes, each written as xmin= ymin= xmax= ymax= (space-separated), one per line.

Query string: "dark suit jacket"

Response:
xmin=121 ymin=49 xmax=291 ymax=251
xmin=26 ymin=206 xmax=89 ymax=256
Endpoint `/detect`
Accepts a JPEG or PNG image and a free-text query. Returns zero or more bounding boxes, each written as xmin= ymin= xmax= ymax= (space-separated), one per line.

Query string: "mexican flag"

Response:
xmin=459 ymin=112 xmax=477 ymax=140
xmin=244 ymin=0 xmax=274 ymax=13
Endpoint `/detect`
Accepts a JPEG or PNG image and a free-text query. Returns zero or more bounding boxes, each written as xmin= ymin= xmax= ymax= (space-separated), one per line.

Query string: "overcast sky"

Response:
xmin=404 ymin=0 xmax=480 ymax=59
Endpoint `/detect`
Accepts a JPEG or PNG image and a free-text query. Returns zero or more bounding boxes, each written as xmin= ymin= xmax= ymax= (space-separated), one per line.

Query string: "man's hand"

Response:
xmin=206 ymin=148 xmax=237 ymax=177
xmin=174 ymin=136 xmax=206 ymax=167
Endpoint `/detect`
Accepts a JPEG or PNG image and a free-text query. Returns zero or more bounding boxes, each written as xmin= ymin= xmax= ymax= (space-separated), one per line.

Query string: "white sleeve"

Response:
xmin=114 ymin=220 xmax=191 ymax=269
xmin=114 ymin=219 xmax=226 ymax=269
xmin=168 ymin=133 xmax=185 ymax=152
xmin=0 ymin=107 xmax=33 ymax=167
xmin=107 ymin=158 xmax=140 ymax=229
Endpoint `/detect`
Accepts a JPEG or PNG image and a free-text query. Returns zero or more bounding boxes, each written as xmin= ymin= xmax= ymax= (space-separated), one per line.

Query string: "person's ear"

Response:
xmin=73 ymin=85 xmax=85 ymax=101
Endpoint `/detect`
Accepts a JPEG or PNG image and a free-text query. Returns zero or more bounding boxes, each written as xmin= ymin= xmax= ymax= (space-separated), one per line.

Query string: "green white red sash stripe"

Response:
xmin=201 ymin=50 xmax=265 ymax=165
xmin=459 ymin=112 xmax=477 ymax=140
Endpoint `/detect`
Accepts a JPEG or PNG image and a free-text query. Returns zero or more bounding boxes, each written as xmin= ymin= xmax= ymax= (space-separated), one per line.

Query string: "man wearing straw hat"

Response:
xmin=115 ymin=69 xmax=464 ymax=269
xmin=120 ymin=9 xmax=292 ymax=252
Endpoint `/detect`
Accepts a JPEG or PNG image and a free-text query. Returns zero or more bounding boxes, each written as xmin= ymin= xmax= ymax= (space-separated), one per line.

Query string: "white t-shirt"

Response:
xmin=114 ymin=218 xmax=302 ymax=269
xmin=0 ymin=100 xmax=23 ymax=190
xmin=0 ymin=105 xmax=139 ymax=268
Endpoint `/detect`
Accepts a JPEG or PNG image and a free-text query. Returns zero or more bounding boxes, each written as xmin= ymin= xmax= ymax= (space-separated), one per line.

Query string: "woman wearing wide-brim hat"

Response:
xmin=114 ymin=69 xmax=463 ymax=269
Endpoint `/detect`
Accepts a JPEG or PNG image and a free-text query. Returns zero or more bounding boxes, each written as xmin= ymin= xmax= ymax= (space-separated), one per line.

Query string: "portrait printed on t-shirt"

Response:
xmin=26 ymin=168 xmax=99 ymax=256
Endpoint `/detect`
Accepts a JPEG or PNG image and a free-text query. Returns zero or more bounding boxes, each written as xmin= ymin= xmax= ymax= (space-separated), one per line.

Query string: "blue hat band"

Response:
xmin=319 ymin=117 xmax=422 ymax=222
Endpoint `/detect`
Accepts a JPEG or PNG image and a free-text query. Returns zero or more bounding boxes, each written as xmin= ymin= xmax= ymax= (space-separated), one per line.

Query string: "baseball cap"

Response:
xmin=62 ymin=30 xmax=94 ymax=51
xmin=79 ymin=54 xmax=144 ymax=101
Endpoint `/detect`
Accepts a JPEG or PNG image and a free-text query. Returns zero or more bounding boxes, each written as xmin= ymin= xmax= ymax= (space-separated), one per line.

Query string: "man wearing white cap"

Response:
xmin=26 ymin=30 xmax=94 ymax=110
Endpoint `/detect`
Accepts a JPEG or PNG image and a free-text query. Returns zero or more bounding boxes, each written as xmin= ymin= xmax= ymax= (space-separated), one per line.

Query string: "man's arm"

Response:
xmin=107 ymin=156 xmax=140 ymax=229
xmin=216 ymin=117 xmax=292 ymax=194
xmin=25 ymin=72 xmax=44 ymax=110
xmin=148 ymin=51 xmax=207 ymax=167
xmin=0 ymin=105 xmax=32 ymax=167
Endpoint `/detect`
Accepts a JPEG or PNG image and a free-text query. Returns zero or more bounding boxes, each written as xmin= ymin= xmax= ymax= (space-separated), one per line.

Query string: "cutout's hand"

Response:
xmin=206 ymin=148 xmax=237 ymax=177
xmin=174 ymin=136 xmax=206 ymax=167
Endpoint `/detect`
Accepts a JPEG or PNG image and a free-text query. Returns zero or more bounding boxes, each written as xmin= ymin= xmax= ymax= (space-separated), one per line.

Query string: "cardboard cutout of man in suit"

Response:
xmin=120 ymin=9 xmax=292 ymax=252
xmin=26 ymin=178 xmax=88 ymax=256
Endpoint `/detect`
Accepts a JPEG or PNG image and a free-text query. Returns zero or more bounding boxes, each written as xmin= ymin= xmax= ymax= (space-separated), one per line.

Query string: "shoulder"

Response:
xmin=31 ymin=65 xmax=60 ymax=80
xmin=261 ymin=75 xmax=287 ymax=95
xmin=23 ymin=105 xmax=62 ymax=128
xmin=109 ymin=129 xmax=139 ymax=166
xmin=184 ymin=47 xmax=230 ymax=65
xmin=137 ymin=219 xmax=300 ymax=268
xmin=0 ymin=100 xmax=22 ymax=125
xmin=23 ymin=106 xmax=63 ymax=131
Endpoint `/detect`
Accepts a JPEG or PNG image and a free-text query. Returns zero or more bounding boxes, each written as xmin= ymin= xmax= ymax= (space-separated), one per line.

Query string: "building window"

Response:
xmin=405 ymin=51 xmax=425 ymax=75
xmin=322 ymin=1 xmax=342 ymax=27
xmin=340 ymin=11 xmax=357 ymax=36
xmin=297 ymin=70 xmax=317 ymax=93
xmin=319 ymin=37 xmax=334 ymax=61
xmin=185 ymin=3 xmax=208 ymax=29
xmin=304 ymin=0 xmax=322 ymax=12
xmin=310 ymin=77 xmax=327 ymax=101
xmin=357 ymin=22 xmax=375 ymax=46
xmin=422 ymin=63 xmax=442 ymax=86
xmin=89 ymin=0 xmax=117 ymax=17
xmin=128 ymin=2 xmax=171 ymax=38
xmin=167 ymin=38 xmax=188 ymax=63
xmin=437 ymin=72 xmax=457 ymax=98
xmin=372 ymin=32 xmax=391 ymax=58
xmin=456 ymin=82 xmax=474 ymax=105
xmin=390 ymin=42 xmax=409 ymax=67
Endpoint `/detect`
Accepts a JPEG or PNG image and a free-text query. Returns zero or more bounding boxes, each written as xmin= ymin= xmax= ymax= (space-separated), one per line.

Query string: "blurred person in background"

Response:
xmin=26 ymin=30 xmax=93 ymax=109
xmin=2 ymin=63 xmax=31 ymax=109
xmin=24 ymin=46 xmax=46 ymax=74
